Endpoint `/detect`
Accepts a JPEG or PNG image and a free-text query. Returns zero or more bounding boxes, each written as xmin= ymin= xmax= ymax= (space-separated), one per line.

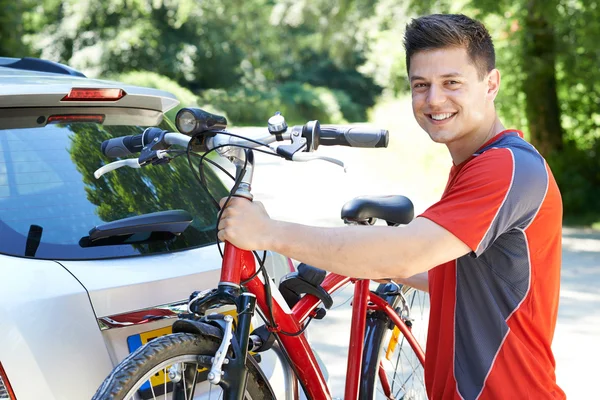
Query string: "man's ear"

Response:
xmin=487 ymin=69 xmax=501 ymax=101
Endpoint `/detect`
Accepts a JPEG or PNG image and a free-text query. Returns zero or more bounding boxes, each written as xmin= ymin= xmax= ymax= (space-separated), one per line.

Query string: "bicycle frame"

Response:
xmin=221 ymin=241 xmax=425 ymax=400
xmin=94 ymin=124 xmax=423 ymax=399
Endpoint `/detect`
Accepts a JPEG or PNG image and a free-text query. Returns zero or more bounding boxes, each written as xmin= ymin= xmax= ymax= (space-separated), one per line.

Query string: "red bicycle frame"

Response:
xmin=220 ymin=242 xmax=425 ymax=400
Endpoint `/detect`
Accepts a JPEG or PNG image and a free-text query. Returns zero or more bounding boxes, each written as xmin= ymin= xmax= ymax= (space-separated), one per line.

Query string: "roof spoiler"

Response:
xmin=0 ymin=57 xmax=86 ymax=78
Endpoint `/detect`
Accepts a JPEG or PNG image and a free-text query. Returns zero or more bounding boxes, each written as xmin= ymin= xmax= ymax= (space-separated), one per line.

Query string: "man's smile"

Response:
xmin=426 ymin=112 xmax=457 ymax=124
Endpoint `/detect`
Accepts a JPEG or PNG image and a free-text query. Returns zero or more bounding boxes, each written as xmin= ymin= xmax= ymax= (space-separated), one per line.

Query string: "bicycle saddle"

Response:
xmin=341 ymin=195 xmax=414 ymax=225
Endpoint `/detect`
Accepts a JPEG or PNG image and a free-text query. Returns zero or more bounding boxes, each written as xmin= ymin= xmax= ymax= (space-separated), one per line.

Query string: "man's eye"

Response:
xmin=447 ymin=80 xmax=460 ymax=85
xmin=413 ymin=83 xmax=428 ymax=89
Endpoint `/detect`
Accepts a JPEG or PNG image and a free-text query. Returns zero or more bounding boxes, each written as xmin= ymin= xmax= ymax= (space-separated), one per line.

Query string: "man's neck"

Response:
xmin=447 ymin=116 xmax=506 ymax=165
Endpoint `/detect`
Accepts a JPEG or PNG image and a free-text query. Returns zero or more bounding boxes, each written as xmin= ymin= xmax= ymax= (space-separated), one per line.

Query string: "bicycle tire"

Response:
xmin=92 ymin=332 xmax=275 ymax=400
xmin=360 ymin=284 xmax=429 ymax=400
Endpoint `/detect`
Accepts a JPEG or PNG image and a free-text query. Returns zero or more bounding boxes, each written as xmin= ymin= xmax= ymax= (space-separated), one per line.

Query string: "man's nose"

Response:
xmin=426 ymin=85 xmax=446 ymax=107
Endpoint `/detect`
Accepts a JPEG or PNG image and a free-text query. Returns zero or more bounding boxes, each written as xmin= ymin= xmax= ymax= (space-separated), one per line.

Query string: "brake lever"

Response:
xmin=291 ymin=152 xmax=346 ymax=172
xmin=276 ymin=127 xmax=308 ymax=160
xmin=94 ymin=159 xmax=141 ymax=179
xmin=94 ymin=149 xmax=174 ymax=179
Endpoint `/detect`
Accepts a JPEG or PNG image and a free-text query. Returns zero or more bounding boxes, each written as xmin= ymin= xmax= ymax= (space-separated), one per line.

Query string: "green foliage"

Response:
xmin=482 ymin=12 xmax=528 ymax=132
xmin=198 ymin=88 xmax=282 ymax=127
xmin=19 ymin=0 xmax=380 ymax=125
xmin=277 ymin=82 xmax=347 ymax=124
xmin=536 ymin=0 xmax=600 ymax=223
xmin=198 ymin=83 xmax=353 ymax=126
xmin=0 ymin=0 xmax=30 ymax=56
xmin=547 ymin=140 xmax=600 ymax=224
xmin=289 ymin=59 xmax=383 ymax=120
xmin=9 ymin=0 xmax=600 ymax=222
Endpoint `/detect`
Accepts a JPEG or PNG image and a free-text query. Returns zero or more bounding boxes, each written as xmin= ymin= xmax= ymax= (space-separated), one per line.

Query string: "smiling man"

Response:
xmin=218 ymin=14 xmax=565 ymax=399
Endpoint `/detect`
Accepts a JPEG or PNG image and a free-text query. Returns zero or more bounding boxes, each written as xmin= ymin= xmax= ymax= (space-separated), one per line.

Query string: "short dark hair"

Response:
xmin=403 ymin=14 xmax=495 ymax=80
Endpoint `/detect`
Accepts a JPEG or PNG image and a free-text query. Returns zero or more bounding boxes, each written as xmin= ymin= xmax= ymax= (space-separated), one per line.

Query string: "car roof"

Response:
xmin=0 ymin=57 xmax=179 ymax=113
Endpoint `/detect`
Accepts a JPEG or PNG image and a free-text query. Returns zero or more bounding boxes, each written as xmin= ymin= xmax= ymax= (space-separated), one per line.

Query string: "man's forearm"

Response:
xmin=222 ymin=204 xmax=471 ymax=280
xmin=268 ymin=220 xmax=419 ymax=279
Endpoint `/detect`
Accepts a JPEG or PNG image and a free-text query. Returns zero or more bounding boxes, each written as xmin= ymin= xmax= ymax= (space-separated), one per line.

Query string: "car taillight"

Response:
xmin=47 ymin=114 xmax=105 ymax=124
xmin=61 ymin=88 xmax=126 ymax=101
xmin=0 ymin=363 xmax=16 ymax=400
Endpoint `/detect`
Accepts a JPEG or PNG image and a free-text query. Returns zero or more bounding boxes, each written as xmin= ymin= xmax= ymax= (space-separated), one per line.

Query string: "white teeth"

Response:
xmin=430 ymin=113 xmax=454 ymax=121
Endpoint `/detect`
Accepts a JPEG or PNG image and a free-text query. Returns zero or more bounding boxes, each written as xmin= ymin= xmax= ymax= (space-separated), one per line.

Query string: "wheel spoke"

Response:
xmin=183 ymin=364 xmax=188 ymax=400
xmin=149 ymin=378 xmax=157 ymax=400
xmin=375 ymin=288 xmax=428 ymax=400
xmin=188 ymin=363 xmax=199 ymax=399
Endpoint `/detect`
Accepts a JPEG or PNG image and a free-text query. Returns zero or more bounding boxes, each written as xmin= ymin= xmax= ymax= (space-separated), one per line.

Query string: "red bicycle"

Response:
xmin=92 ymin=108 xmax=429 ymax=400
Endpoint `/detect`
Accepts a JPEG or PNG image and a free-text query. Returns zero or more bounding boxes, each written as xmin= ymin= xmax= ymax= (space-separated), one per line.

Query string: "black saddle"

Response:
xmin=341 ymin=195 xmax=414 ymax=226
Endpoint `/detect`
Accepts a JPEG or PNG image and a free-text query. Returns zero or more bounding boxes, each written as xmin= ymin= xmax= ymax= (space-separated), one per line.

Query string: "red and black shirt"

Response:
xmin=421 ymin=130 xmax=565 ymax=399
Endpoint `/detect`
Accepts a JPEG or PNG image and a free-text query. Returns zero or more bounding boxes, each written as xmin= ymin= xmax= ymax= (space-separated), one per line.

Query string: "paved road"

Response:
xmin=235 ymin=126 xmax=598 ymax=399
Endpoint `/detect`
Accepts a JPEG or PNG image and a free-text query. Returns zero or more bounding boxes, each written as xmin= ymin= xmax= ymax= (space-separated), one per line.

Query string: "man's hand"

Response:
xmin=217 ymin=197 xmax=273 ymax=250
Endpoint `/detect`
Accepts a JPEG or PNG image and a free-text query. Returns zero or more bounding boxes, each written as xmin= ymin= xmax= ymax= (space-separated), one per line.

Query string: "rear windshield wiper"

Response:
xmin=79 ymin=210 xmax=193 ymax=247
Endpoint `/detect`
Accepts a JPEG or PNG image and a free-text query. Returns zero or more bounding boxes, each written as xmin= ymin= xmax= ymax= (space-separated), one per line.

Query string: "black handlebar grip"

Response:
xmin=319 ymin=125 xmax=389 ymax=148
xmin=101 ymin=134 xmax=144 ymax=158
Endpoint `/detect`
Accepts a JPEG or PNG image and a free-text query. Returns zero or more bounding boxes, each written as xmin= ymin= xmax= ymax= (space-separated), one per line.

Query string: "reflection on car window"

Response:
xmin=0 ymin=119 xmax=228 ymax=260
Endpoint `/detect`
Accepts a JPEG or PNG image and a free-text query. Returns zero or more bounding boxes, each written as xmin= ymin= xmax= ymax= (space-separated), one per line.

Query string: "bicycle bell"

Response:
xmin=268 ymin=112 xmax=288 ymax=134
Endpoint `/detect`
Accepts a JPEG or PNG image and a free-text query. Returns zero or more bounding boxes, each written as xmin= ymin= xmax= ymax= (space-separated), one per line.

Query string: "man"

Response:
xmin=218 ymin=14 xmax=565 ymax=400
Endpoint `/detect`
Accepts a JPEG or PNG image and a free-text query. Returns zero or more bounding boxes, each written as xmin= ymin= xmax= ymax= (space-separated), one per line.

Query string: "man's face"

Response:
xmin=409 ymin=47 xmax=494 ymax=145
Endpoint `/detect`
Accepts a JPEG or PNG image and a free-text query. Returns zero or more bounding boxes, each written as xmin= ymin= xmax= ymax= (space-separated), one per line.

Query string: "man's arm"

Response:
xmin=218 ymin=198 xmax=471 ymax=279
xmin=393 ymin=272 xmax=429 ymax=292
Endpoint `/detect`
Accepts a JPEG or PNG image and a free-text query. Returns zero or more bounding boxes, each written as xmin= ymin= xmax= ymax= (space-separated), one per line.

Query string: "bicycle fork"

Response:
xmin=206 ymin=291 xmax=257 ymax=400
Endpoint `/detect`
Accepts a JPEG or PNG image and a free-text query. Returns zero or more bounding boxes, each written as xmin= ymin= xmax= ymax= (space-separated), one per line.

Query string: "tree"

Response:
xmin=0 ymin=1 xmax=29 ymax=56
xmin=21 ymin=0 xmax=382 ymax=123
xmin=521 ymin=0 xmax=563 ymax=156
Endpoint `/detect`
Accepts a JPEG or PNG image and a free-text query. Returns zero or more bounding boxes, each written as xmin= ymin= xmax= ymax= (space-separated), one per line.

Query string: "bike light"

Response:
xmin=0 ymin=363 xmax=16 ymax=400
xmin=47 ymin=114 xmax=105 ymax=124
xmin=175 ymin=107 xmax=227 ymax=136
xmin=176 ymin=109 xmax=197 ymax=134
xmin=61 ymin=88 xmax=126 ymax=101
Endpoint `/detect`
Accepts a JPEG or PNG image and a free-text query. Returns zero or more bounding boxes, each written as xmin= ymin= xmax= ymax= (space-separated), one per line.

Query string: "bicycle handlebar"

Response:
xmin=318 ymin=125 xmax=389 ymax=148
xmin=101 ymin=128 xmax=166 ymax=158
xmin=101 ymin=133 xmax=143 ymax=158
xmin=95 ymin=120 xmax=389 ymax=179
xmin=101 ymin=122 xmax=389 ymax=160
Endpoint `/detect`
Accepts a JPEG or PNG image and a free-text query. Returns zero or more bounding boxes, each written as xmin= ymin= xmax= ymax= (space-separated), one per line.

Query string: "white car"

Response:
xmin=0 ymin=57 xmax=293 ymax=400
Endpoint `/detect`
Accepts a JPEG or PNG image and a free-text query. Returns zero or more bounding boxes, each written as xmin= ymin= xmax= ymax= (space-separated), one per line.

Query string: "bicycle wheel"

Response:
xmin=361 ymin=284 xmax=429 ymax=400
xmin=93 ymin=332 xmax=275 ymax=400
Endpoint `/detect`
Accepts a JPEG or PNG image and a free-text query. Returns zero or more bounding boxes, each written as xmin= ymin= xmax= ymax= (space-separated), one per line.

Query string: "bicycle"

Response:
xmin=92 ymin=107 xmax=429 ymax=400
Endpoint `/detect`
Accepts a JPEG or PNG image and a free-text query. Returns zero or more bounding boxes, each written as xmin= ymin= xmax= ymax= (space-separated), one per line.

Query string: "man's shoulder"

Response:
xmin=475 ymin=132 xmax=544 ymax=165
xmin=463 ymin=134 xmax=547 ymax=181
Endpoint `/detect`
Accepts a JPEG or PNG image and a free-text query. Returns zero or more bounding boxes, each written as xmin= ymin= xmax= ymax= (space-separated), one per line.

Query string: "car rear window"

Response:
xmin=0 ymin=109 xmax=228 ymax=260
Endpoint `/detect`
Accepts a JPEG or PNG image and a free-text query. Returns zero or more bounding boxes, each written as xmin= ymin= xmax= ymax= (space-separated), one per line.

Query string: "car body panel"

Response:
xmin=57 ymin=245 xmax=223 ymax=319
xmin=0 ymin=255 xmax=113 ymax=399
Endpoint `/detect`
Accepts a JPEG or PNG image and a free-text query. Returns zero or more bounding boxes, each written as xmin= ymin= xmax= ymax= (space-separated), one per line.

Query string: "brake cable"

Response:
xmin=185 ymin=133 xmax=314 ymax=336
